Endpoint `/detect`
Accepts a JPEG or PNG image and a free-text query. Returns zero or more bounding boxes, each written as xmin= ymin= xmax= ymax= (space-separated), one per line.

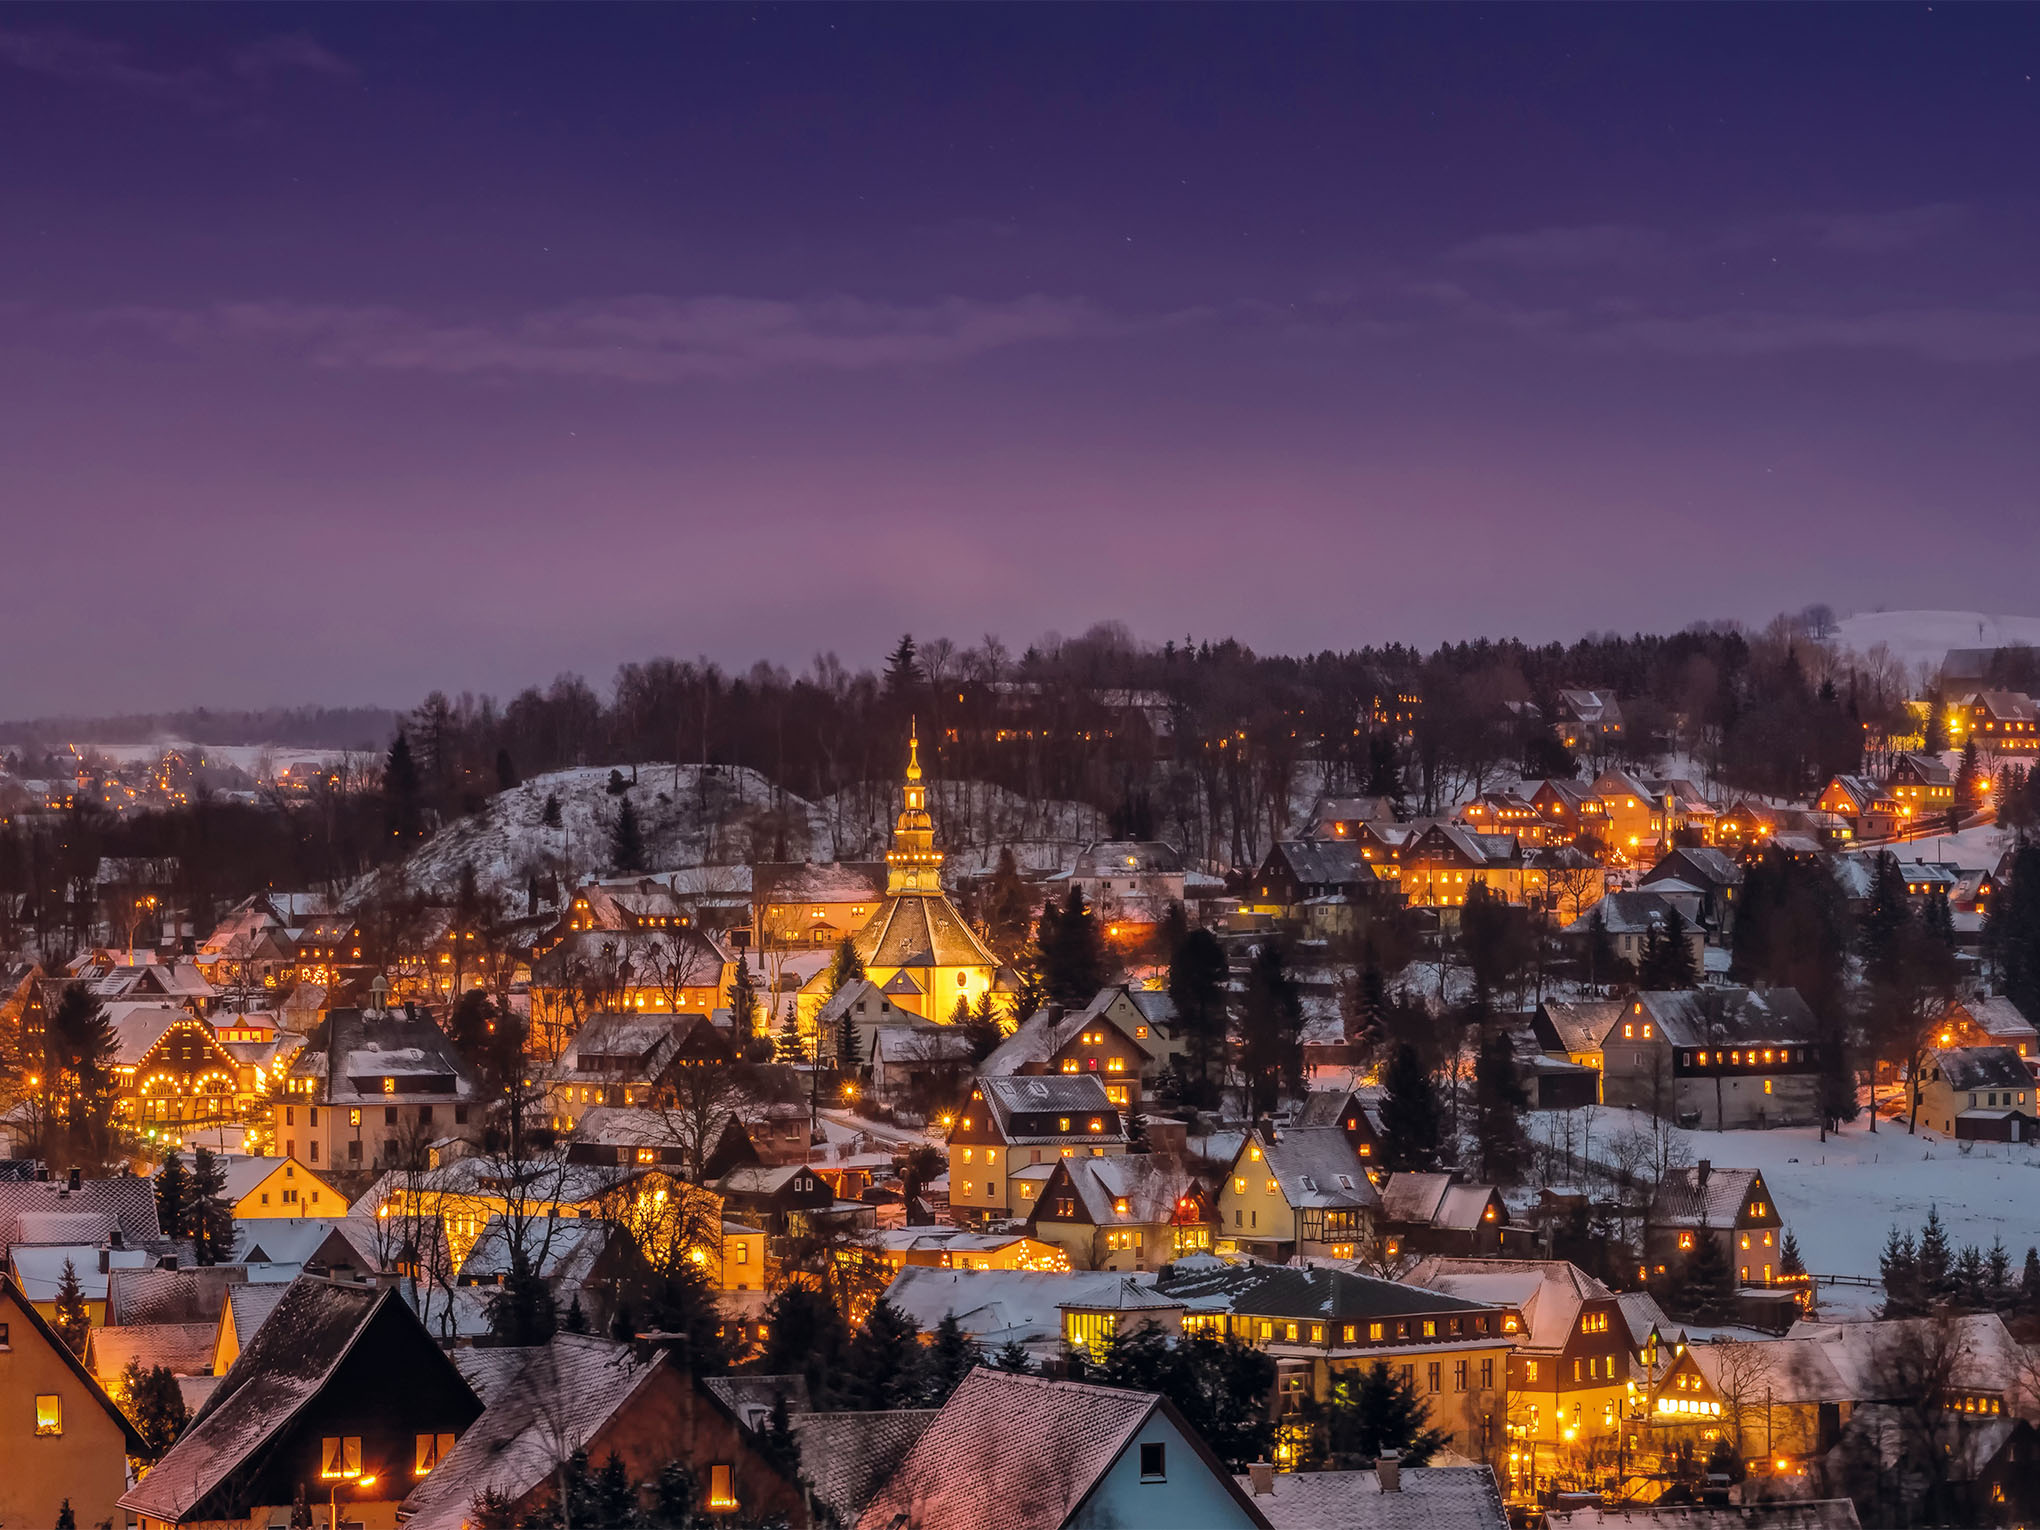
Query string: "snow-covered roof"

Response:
xmin=1401 ymin=1258 xmax=1608 ymax=1351
xmin=1238 ymin=1463 xmax=1508 ymax=1530
xmin=1237 ymin=1126 xmax=1379 ymax=1212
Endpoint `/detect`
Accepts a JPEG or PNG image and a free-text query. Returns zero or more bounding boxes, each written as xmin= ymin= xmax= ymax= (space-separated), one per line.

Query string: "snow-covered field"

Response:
xmin=1830 ymin=609 xmax=2040 ymax=676
xmin=1589 ymin=1107 xmax=2040 ymax=1304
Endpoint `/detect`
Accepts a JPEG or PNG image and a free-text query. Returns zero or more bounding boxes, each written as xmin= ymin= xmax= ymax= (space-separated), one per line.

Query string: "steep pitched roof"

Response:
xmin=88 ymin=1320 xmax=217 ymax=1379
xmin=1649 ymin=1165 xmax=1764 ymax=1228
xmin=1248 ymin=1127 xmax=1379 ymax=1211
xmin=1158 ymin=1258 xmax=1497 ymax=1323
xmin=855 ymin=1367 xmax=1271 ymax=1530
xmin=1538 ymin=1000 xmax=1624 ymax=1054
xmin=1635 ymin=988 xmax=1819 ymax=1048
xmin=399 ymin=1336 xmax=671 ymax=1530
xmin=108 ymin=1265 xmax=248 ymax=1327
xmin=1929 ymin=1046 xmax=2033 ymax=1093
xmin=791 ymin=1408 xmax=940 ymax=1527
xmin=974 ymin=1074 xmax=1126 ymax=1145
xmin=0 ymin=1274 xmax=144 ymax=1453
xmin=1043 ymin=1154 xmax=1204 ymax=1226
xmin=120 ymin=1276 xmax=477 ymax=1524
xmin=855 ymin=890 xmax=998 ymax=970
xmin=1400 ymin=1258 xmax=1609 ymax=1351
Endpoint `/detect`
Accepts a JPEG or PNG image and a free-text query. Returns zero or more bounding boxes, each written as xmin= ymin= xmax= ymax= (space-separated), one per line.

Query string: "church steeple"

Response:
xmin=886 ymin=721 xmax=943 ymax=894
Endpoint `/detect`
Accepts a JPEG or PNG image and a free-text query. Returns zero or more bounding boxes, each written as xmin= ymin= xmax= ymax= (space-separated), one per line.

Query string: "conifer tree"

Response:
xmin=922 ymin=1312 xmax=979 ymax=1405
xmin=1989 ymin=1237 xmax=2014 ymax=1306
xmin=155 ymin=1149 xmax=192 ymax=1241
xmin=54 ymin=1501 xmax=75 ymax=1530
xmin=383 ymin=731 xmax=424 ymax=843
xmin=1041 ymin=887 xmax=1107 ymax=1008
xmin=1954 ymin=738 xmax=1982 ymax=830
xmin=1639 ymin=908 xmax=1697 ymax=990
xmin=883 ymin=634 xmax=923 ymax=701
xmin=756 ymin=1286 xmax=851 ymax=1403
xmin=2022 ymin=1247 xmax=2040 ymax=1314
xmin=1378 ymin=1043 xmax=1442 ymax=1172
xmin=188 ymin=1146 xmax=236 ymax=1265
xmin=776 ymin=1001 xmax=805 ymax=1063
xmin=541 ymin=792 xmax=563 ymax=829
xmin=836 ymin=1299 xmax=924 ymax=1410
xmin=726 ymin=959 xmax=760 ymax=1039
xmin=1780 ymin=1229 xmax=1806 ymax=1280
xmin=1238 ymin=938 xmax=1304 ymax=1117
xmin=494 ymin=748 xmax=519 ymax=791
xmin=1304 ymin=1360 xmax=1447 ymax=1470
xmin=1880 ymin=1226 xmax=1924 ymax=1317
xmin=992 ymin=1338 xmax=1034 ymax=1373
xmin=1917 ymin=1205 xmax=1954 ymax=1301
xmin=1169 ymin=926 xmax=1230 ymax=1101
xmin=561 ymin=1295 xmax=589 ymax=1334
xmin=1684 ymin=1229 xmax=1737 ymax=1323
xmin=1471 ymin=1029 xmax=1530 ymax=1185
xmin=120 ymin=1360 xmax=190 ymax=1460
xmin=1923 ymin=692 xmax=1950 ymax=756
xmin=54 ymin=1258 xmax=91 ymax=1355
xmin=823 ymin=937 xmax=865 ymax=1000
xmin=610 ymin=797 xmax=645 ymax=873
xmin=835 ymin=1005 xmax=862 ymax=1074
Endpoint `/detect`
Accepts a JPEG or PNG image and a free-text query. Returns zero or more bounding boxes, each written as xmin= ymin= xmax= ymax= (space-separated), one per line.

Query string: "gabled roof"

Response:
xmin=1951 ymin=996 xmax=2040 ymax=1041
xmin=973 ymin=1074 xmax=1126 ymax=1145
xmin=1635 ymin=987 xmax=1819 ymax=1048
xmin=1035 ymin=1154 xmax=1205 ymax=1226
xmin=790 ymin=1409 xmax=939 ymax=1528
xmin=0 ymin=1274 xmax=144 ymax=1453
xmin=1538 ymin=1000 xmax=1624 ymax=1054
xmin=399 ymin=1336 xmax=672 ymax=1530
xmin=109 ymin=1264 xmax=248 ymax=1327
xmin=0 ymin=1174 xmax=161 ymax=1249
xmin=1379 ymin=1176 xmax=1500 ymax=1233
xmin=1262 ymin=840 xmax=1377 ymax=888
xmin=1158 ymin=1257 xmax=1497 ymax=1323
xmin=880 ymin=1267 xmax=1175 ymax=1349
xmin=1401 ymin=1258 xmax=1608 ymax=1351
xmin=1929 ymin=1045 xmax=2032 ymax=1093
xmin=854 ymin=1367 xmax=1272 ymax=1530
xmin=122 ymin=1275 xmax=479 ymax=1524
xmin=1240 ymin=1127 xmax=1379 ymax=1212
xmin=88 ymin=1320 xmax=217 ymax=1379
xmin=1238 ymin=1463 xmax=1509 ymax=1530
xmin=1649 ymin=1165 xmax=1765 ymax=1228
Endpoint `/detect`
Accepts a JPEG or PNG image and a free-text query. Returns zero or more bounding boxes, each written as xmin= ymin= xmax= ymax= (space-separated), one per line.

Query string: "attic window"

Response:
xmin=383 ymin=1077 xmax=396 ymax=1094
xmin=35 ymin=1395 xmax=61 ymax=1435
xmin=1299 ymin=1175 xmax=1317 ymax=1192
xmin=1139 ymin=1442 xmax=1167 ymax=1481
xmin=706 ymin=1464 xmax=737 ymax=1512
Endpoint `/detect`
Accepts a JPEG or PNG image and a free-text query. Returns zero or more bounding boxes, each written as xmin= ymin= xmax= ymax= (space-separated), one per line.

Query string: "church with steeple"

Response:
xmin=815 ymin=726 xmax=1001 ymax=1022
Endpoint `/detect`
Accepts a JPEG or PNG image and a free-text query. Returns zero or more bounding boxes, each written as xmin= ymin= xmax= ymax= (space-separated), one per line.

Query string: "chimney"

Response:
xmin=98 ymin=1246 xmax=111 ymax=1275
xmin=1696 ymin=1159 xmax=1711 ymax=1188
xmin=67 ymin=1166 xmax=82 ymax=1192
xmin=110 ymin=1227 xmax=124 ymax=1250
xmin=1248 ymin=1462 xmax=1275 ymax=1497
xmin=1376 ymin=1450 xmax=1402 ymax=1492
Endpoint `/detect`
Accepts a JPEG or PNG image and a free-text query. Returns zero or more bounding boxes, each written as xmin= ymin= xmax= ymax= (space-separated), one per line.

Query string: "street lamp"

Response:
xmin=328 ymin=1473 xmax=375 ymax=1530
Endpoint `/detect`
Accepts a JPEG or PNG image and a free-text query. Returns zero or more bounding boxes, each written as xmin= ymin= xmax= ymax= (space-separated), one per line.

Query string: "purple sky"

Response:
xmin=4 ymin=5 xmax=2037 ymax=716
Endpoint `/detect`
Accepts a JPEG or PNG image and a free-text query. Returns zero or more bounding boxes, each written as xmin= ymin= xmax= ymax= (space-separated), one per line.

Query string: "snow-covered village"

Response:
xmin=8 ymin=7 xmax=2038 ymax=1529
xmin=8 ymin=610 xmax=2040 ymax=1530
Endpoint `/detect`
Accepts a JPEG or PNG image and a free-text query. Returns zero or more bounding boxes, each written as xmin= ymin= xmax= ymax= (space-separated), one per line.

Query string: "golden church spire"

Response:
xmin=887 ymin=724 xmax=942 ymax=894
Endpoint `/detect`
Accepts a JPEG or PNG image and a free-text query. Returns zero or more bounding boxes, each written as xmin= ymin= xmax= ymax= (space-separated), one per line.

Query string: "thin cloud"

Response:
xmin=0 ymin=26 xmax=354 ymax=100
xmin=1797 ymin=203 xmax=1970 ymax=254
xmin=1445 ymin=223 xmax=1669 ymax=270
xmin=1593 ymin=305 xmax=2040 ymax=364
xmin=98 ymin=293 xmax=1118 ymax=381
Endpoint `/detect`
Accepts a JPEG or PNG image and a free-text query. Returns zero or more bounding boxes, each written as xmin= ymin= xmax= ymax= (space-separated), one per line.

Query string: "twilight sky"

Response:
xmin=3 ymin=4 xmax=2038 ymax=716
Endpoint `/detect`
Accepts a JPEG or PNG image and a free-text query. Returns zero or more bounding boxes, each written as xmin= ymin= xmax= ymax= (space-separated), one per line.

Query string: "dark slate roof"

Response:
xmin=1156 ymin=1257 xmax=1497 ymax=1322
xmin=121 ymin=1276 xmax=476 ymax=1524
xmin=0 ymin=1173 xmax=162 ymax=1249
xmin=975 ymin=1075 xmax=1127 ymax=1145
xmin=1933 ymin=1046 xmax=2034 ymax=1093
xmin=1642 ymin=847 xmax=1743 ymax=889
xmin=790 ymin=1408 xmax=940 ymax=1527
xmin=1636 ymin=987 xmax=1819 ymax=1047
xmin=1254 ymin=1127 xmax=1380 ymax=1211
xmin=1266 ymin=840 xmax=1375 ymax=887
xmin=1239 ymin=1464 xmax=1509 ymax=1530
xmin=108 ymin=1264 xmax=248 ymax=1326
xmin=855 ymin=891 xmax=998 ymax=970
xmin=1649 ymin=1165 xmax=1765 ymax=1229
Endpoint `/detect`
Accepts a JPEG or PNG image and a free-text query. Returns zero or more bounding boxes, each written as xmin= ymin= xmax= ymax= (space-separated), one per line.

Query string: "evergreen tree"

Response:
xmin=835 ymin=1004 xmax=863 ymax=1073
xmin=561 ymin=1294 xmax=589 ymax=1334
xmin=1638 ymin=908 xmax=1697 ymax=990
xmin=755 ymin=1286 xmax=850 ymax=1403
xmin=1303 ymin=1360 xmax=1448 ymax=1470
xmin=1168 ymin=926 xmax=1230 ymax=1100
xmin=1238 ymin=938 xmax=1304 ymax=1117
xmin=980 ymin=846 xmax=1036 ymax=951
xmin=155 ymin=1150 xmax=192 ymax=1241
xmin=1990 ymin=1237 xmax=2015 ymax=1306
xmin=610 ymin=797 xmax=646 ymax=873
xmin=188 ymin=1146 xmax=236 ymax=1265
xmin=1780 ymin=1229 xmax=1806 ymax=1279
xmin=1378 ymin=1043 xmax=1443 ymax=1172
xmin=1880 ymin=1226 xmax=1924 ymax=1317
xmin=487 ymin=1264 xmax=557 ymax=1346
xmin=1471 ymin=1029 xmax=1530 ymax=1185
xmin=2022 ymin=1248 xmax=2040 ymax=1314
xmin=1954 ymin=1243 xmax=1989 ymax=1310
xmin=54 ymin=1257 xmax=91 ymax=1355
xmin=540 ymin=792 xmax=563 ymax=829
xmin=1954 ymin=738 xmax=1982 ymax=830
xmin=383 ymin=731 xmax=424 ymax=843
xmin=54 ymin=1501 xmax=75 ymax=1530
xmin=883 ymin=634 xmax=923 ymax=700
xmin=120 ymin=1359 xmax=190 ymax=1460
xmin=1041 ymin=887 xmax=1107 ymax=1008
xmin=777 ymin=1001 xmax=805 ymax=1064
xmin=959 ymin=996 xmax=1002 ymax=1063
xmin=43 ymin=984 xmax=120 ymax=1170
xmin=1985 ymin=843 xmax=2040 ymax=1020
xmin=835 ymin=1299 xmax=924 ymax=1410
xmin=1917 ymin=1205 xmax=1954 ymax=1301
xmin=1365 ymin=732 xmax=1407 ymax=817
xmin=726 ymin=958 xmax=759 ymax=1039
xmin=607 ymin=768 xmax=629 ymax=796
xmin=1922 ymin=691 xmax=1949 ymax=757
xmin=991 ymin=1338 xmax=1034 ymax=1373
xmin=494 ymin=748 xmax=519 ymax=791
xmin=922 ymin=1313 xmax=979 ymax=1405
xmin=1684 ymin=1230 xmax=1737 ymax=1323
xmin=1580 ymin=905 xmax=1623 ymax=993
xmin=824 ymin=937 xmax=865 ymax=999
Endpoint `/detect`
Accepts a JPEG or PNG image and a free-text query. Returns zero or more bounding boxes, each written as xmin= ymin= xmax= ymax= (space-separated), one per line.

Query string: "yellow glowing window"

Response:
xmin=34 ymin=1394 xmax=61 ymax=1436
xmin=321 ymin=1436 xmax=363 ymax=1479
xmin=414 ymin=1432 xmax=456 ymax=1475
xmin=382 ymin=1077 xmax=396 ymax=1095
xmin=1368 ymin=1322 xmax=1384 ymax=1340
xmin=706 ymin=1463 xmax=737 ymax=1511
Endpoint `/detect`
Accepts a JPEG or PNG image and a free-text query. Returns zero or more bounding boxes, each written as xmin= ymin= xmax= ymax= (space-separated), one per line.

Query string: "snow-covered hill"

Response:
xmin=1831 ymin=609 xmax=2040 ymax=676
xmin=359 ymin=762 xmax=1121 ymax=901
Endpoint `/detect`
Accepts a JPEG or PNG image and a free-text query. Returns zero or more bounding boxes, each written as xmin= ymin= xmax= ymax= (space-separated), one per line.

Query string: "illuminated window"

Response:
xmin=414 ymin=1432 xmax=456 ymax=1475
xmin=382 ymin=1077 xmax=396 ymax=1095
xmin=321 ymin=1436 xmax=363 ymax=1479
xmin=706 ymin=1463 xmax=737 ymax=1512
xmin=34 ymin=1395 xmax=61 ymax=1436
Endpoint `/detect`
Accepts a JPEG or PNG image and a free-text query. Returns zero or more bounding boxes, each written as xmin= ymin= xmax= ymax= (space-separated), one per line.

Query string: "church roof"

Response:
xmin=856 ymin=890 xmax=997 ymax=970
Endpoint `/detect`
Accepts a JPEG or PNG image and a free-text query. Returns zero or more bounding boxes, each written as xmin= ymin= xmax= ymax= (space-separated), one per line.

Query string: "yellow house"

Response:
xmin=218 ymin=1153 xmax=343 ymax=1219
xmin=718 ymin=1221 xmax=767 ymax=1291
xmin=946 ymin=1075 xmax=1130 ymax=1224
xmin=0 ymin=1274 xmax=143 ymax=1530
xmin=1215 ymin=1127 xmax=1380 ymax=1261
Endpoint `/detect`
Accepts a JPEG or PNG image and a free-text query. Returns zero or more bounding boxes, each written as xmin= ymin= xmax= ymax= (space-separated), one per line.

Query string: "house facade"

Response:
xmin=0 ymin=1274 xmax=142 ymax=1530
xmin=1215 ymin=1127 xmax=1380 ymax=1262
xmin=947 ymin=1076 xmax=1129 ymax=1224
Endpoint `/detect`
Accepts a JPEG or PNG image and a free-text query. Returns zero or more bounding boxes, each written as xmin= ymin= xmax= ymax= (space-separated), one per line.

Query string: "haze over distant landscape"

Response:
xmin=2 ymin=6 xmax=2037 ymax=715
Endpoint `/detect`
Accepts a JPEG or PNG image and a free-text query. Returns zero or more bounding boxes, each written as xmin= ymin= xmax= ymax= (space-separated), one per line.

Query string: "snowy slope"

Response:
xmin=1831 ymin=610 xmax=2040 ymax=675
